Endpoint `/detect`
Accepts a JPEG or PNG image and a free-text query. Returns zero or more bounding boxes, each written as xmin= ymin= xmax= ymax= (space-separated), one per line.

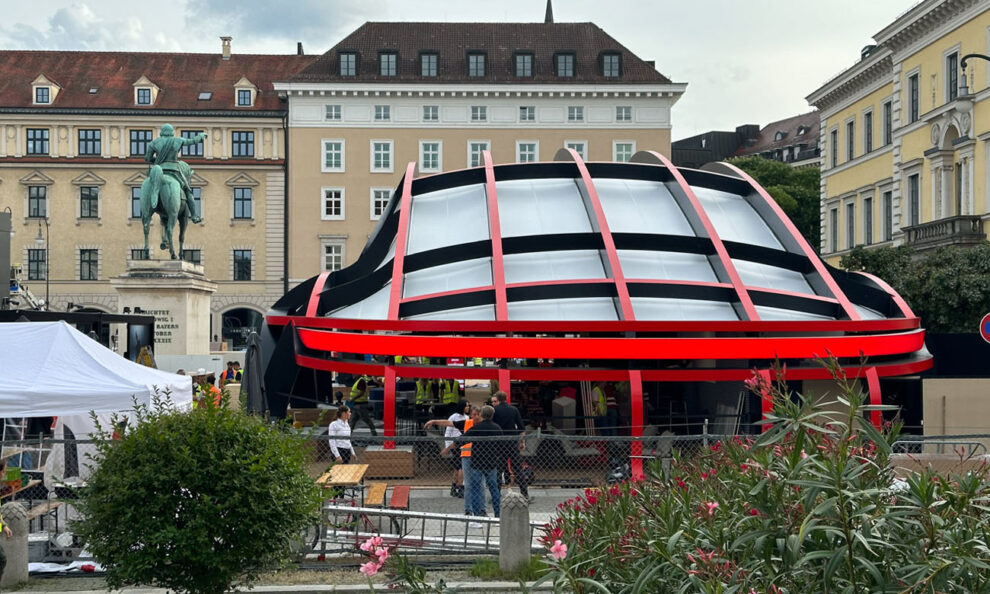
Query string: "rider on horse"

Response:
xmin=144 ymin=124 xmax=206 ymax=223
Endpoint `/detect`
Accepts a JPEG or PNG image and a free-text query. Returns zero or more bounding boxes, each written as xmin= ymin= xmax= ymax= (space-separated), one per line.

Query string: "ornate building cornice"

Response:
xmin=807 ymin=53 xmax=893 ymax=114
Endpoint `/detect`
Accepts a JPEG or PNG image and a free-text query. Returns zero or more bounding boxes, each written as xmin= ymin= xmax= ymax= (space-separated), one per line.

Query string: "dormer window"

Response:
xmin=774 ymin=131 xmax=787 ymax=141
xmin=379 ymin=51 xmax=397 ymax=76
xmin=237 ymin=89 xmax=252 ymax=106
xmin=35 ymin=87 xmax=50 ymax=104
xmin=796 ymin=125 xmax=809 ymax=136
xmin=136 ymin=88 xmax=152 ymax=105
xmin=468 ymin=53 xmax=486 ymax=77
xmin=340 ymin=52 xmax=357 ymax=76
xmin=602 ymin=53 xmax=621 ymax=77
xmin=233 ymin=77 xmax=258 ymax=108
xmin=31 ymin=75 xmax=61 ymax=104
xmin=132 ymin=76 xmax=160 ymax=106
xmin=555 ymin=53 xmax=575 ymax=77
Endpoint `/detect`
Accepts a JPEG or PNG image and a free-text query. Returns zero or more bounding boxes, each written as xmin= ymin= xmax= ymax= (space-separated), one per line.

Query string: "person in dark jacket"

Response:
xmin=457 ymin=405 xmax=503 ymax=517
xmin=492 ymin=390 xmax=527 ymax=493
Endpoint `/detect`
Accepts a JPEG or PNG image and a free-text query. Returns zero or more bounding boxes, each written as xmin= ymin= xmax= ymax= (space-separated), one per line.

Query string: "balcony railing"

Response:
xmin=903 ymin=215 xmax=985 ymax=250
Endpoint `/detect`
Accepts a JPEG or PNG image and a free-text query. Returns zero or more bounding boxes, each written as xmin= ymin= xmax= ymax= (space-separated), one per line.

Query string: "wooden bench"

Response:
xmin=365 ymin=482 xmax=388 ymax=507
xmin=26 ymin=500 xmax=63 ymax=531
xmin=387 ymin=485 xmax=411 ymax=534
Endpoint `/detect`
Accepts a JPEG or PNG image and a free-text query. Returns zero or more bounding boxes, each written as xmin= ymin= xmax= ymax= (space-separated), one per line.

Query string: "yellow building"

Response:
xmin=808 ymin=0 xmax=990 ymax=262
xmin=274 ymin=20 xmax=686 ymax=285
xmin=0 ymin=42 xmax=311 ymax=347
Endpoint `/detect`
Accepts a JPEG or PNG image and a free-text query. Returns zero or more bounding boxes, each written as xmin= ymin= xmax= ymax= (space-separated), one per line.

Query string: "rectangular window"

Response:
xmin=237 ymin=89 xmax=252 ymax=106
xmin=233 ymin=250 xmax=252 ymax=281
xmin=616 ymin=106 xmax=632 ymax=122
xmin=372 ymin=141 xmax=393 ymax=171
xmin=131 ymin=187 xmax=142 ymax=218
xmin=946 ymin=52 xmax=958 ymax=102
xmin=846 ymin=202 xmax=856 ymax=249
xmin=908 ymin=73 xmax=919 ymax=122
xmin=883 ymin=191 xmax=893 ymax=241
xmin=371 ymin=189 xmax=390 ymax=220
xmin=568 ymin=106 xmax=584 ymax=122
xmin=829 ymin=129 xmax=838 ymax=167
xmin=79 ymin=187 xmax=99 ymax=219
xmin=379 ymin=52 xmax=397 ymax=76
xmin=603 ymin=53 xmax=621 ymax=77
xmin=325 ymin=104 xmax=342 ymax=121
xmin=423 ymin=105 xmax=439 ymax=122
xmin=471 ymin=106 xmax=487 ymax=122
xmin=613 ymin=141 xmax=635 ymax=162
xmin=863 ymin=196 xmax=873 ymax=245
xmin=519 ymin=106 xmax=535 ymax=122
xmin=35 ymin=87 xmax=49 ymax=104
xmin=27 ymin=249 xmax=46 ymax=281
xmin=468 ymin=141 xmax=489 ymax=168
xmin=190 ymin=187 xmax=202 ymax=220
xmin=846 ymin=120 xmax=855 ymax=161
xmin=323 ymin=243 xmax=344 ymax=272
xmin=883 ymin=102 xmax=892 ymax=145
xmin=374 ymin=105 xmax=390 ymax=121
xmin=26 ymin=128 xmax=49 ymax=155
xmin=515 ymin=54 xmax=532 ymax=77
xmin=231 ymin=131 xmax=255 ymax=157
xmin=78 ymin=129 xmax=101 ymax=155
xmin=323 ymin=140 xmax=344 ymax=171
xmin=130 ymin=248 xmax=149 ymax=261
xmin=864 ymin=111 xmax=873 ymax=153
xmin=180 ymin=130 xmax=204 ymax=156
xmin=829 ymin=208 xmax=838 ymax=252
xmin=28 ymin=186 xmax=46 ymax=218
xmin=516 ymin=141 xmax=538 ymax=163
xmin=421 ymin=53 xmax=437 ymax=77
xmin=80 ymin=249 xmax=98 ymax=281
xmin=565 ymin=141 xmax=586 ymax=159
xmin=322 ymin=188 xmax=344 ymax=220
xmin=556 ymin=53 xmax=575 ymax=77
xmin=468 ymin=53 xmax=486 ymax=77
xmin=340 ymin=52 xmax=357 ymax=76
xmin=181 ymin=249 xmax=202 ymax=264
xmin=908 ymin=174 xmax=920 ymax=226
xmin=420 ymin=141 xmax=441 ymax=172
xmin=130 ymin=129 xmax=152 ymax=156
xmin=137 ymin=88 xmax=151 ymax=105
xmin=233 ymin=187 xmax=252 ymax=219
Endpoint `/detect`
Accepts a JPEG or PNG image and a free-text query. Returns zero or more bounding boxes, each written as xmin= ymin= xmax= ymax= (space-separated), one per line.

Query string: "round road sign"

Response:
xmin=981 ymin=313 xmax=990 ymax=344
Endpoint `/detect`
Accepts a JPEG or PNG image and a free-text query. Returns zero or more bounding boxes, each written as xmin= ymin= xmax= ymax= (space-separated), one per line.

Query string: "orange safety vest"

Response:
xmin=460 ymin=418 xmax=474 ymax=458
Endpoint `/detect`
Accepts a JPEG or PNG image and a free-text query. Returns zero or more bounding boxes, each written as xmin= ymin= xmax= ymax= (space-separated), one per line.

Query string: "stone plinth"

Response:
xmin=111 ymin=260 xmax=217 ymax=356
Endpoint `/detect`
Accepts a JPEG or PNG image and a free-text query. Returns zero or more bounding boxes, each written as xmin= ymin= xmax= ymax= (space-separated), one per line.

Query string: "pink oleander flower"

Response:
xmin=704 ymin=501 xmax=719 ymax=516
xmin=359 ymin=560 xmax=381 ymax=576
xmin=375 ymin=547 xmax=389 ymax=563
xmin=550 ymin=539 xmax=568 ymax=561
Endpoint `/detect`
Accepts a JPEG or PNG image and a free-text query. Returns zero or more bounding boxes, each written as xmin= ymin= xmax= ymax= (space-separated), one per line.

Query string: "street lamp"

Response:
xmin=958 ymin=53 xmax=990 ymax=97
xmin=34 ymin=217 xmax=50 ymax=310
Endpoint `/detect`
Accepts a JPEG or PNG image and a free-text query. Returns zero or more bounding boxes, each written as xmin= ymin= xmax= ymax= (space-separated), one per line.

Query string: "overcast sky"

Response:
xmin=1 ymin=0 xmax=915 ymax=140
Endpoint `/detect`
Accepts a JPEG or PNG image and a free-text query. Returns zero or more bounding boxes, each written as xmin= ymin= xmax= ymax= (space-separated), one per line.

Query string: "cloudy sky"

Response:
xmin=1 ymin=0 xmax=914 ymax=140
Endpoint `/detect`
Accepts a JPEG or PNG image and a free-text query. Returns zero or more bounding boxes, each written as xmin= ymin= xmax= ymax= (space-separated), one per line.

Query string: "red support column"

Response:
xmin=499 ymin=368 xmax=511 ymax=403
xmin=865 ymin=367 xmax=883 ymax=430
xmin=629 ymin=370 xmax=644 ymax=480
xmin=387 ymin=163 xmax=418 ymax=321
xmin=759 ymin=369 xmax=774 ymax=432
xmin=384 ymin=366 xmax=396 ymax=449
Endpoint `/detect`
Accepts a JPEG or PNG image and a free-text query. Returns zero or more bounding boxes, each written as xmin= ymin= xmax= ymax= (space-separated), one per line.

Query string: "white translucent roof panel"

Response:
xmin=754 ymin=306 xmax=834 ymax=321
xmin=403 ymin=258 xmax=493 ymax=298
xmin=497 ymin=179 xmax=592 ymax=237
xmin=504 ymin=250 xmax=606 ymax=285
xmin=619 ymin=250 xmax=718 ymax=283
xmin=631 ymin=297 xmax=739 ymax=321
xmin=407 ymin=184 xmax=489 ymax=254
xmin=508 ymin=297 xmax=618 ymax=321
xmin=733 ymin=259 xmax=815 ymax=296
xmin=404 ymin=304 xmax=496 ymax=321
xmin=328 ymin=284 xmax=391 ymax=319
xmin=854 ymin=304 xmax=886 ymax=320
xmin=594 ymin=178 xmax=694 ymax=236
xmin=692 ymin=186 xmax=782 ymax=250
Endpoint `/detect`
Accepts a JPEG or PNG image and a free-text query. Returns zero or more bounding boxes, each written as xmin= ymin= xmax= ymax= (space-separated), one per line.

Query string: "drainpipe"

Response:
xmin=282 ymin=111 xmax=289 ymax=295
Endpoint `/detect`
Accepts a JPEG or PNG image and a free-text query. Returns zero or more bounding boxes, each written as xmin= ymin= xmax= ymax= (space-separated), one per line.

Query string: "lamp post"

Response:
xmin=958 ymin=53 xmax=990 ymax=97
xmin=34 ymin=217 xmax=50 ymax=310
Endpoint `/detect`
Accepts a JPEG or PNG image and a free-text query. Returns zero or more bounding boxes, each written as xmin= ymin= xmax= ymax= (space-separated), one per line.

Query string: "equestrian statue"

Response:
xmin=140 ymin=124 xmax=206 ymax=259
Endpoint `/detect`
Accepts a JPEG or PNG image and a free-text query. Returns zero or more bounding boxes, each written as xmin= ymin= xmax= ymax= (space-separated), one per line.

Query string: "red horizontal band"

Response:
xmin=296 ymin=327 xmax=926 ymax=361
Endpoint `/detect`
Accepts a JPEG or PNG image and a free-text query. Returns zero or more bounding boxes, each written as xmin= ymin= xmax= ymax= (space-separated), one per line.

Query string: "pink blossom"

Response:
xmin=704 ymin=501 xmax=719 ymax=516
xmin=375 ymin=547 xmax=390 ymax=563
xmin=359 ymin=561 xmax=380 ymax=576
xmin=550 ymin=539 xmax=568 ymax=561
xmin=359 ymin=539 xmax=375 ymax=552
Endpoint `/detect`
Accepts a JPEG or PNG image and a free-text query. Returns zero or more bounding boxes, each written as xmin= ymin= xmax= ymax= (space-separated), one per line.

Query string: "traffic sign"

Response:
xmin=981 ymin=313 xmax=990 ymax=344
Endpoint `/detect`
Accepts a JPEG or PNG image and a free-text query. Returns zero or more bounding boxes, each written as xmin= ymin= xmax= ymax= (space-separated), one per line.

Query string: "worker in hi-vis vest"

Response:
xmin=415 ymin=378 xmax=435 ymax=409
xmin=440 ymin=378 xmax=459 ymax=416
xmin=348 ymin=374 xmax=378 ymax=436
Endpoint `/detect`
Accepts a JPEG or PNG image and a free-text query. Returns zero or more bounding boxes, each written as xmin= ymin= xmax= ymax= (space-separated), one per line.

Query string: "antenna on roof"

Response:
xmin=545 ymin=0 xmax=553 ymax=23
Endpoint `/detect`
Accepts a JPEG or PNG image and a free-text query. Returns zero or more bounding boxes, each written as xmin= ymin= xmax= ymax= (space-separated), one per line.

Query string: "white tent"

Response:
xmin=0 ymin=321 xmax=192 ymax=487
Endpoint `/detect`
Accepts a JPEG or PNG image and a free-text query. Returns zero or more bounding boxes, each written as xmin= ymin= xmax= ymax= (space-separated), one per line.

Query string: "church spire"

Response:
xmin=545 ymin=0 xmax=554 ymax=23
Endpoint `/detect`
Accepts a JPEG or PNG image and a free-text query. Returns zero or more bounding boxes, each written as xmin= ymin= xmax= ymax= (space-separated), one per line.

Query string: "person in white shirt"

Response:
xmin=440 ymin=400 xmax=470 ymax=498
xmin=328 ymin=406 xmax=357 ymax=464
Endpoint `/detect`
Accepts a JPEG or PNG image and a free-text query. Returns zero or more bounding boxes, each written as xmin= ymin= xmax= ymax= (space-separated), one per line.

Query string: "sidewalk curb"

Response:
xmin=15 ymin=582 xmax=555 ymax=593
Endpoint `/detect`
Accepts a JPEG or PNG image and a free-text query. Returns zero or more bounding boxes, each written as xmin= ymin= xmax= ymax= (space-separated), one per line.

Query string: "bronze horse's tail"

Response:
xmin=146 ymin=164 xmax=163 ymax=211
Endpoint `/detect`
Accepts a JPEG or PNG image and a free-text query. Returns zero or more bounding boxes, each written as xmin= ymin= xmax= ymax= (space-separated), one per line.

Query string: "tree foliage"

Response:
xmin=728 ymin=156 xmax=822 ymax=252
xmin=74 ymin=395 xmax=322 ymax=594
xmin=842 ymin=242 xmax=990 ymax=333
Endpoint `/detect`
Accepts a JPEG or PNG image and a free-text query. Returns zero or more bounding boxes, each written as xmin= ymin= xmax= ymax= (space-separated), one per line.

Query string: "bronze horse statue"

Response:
xmin=140 ymin=161 xmax=192 ymax=260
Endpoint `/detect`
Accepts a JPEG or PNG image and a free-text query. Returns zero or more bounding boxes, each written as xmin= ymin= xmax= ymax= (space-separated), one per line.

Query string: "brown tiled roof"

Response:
xmin=290 ymin=22 xmax=671 ymax=84
xmin=0 ymin=51 xmax=314 ymax=111
xmin=733 ymin=111 xmax=820 ymax=157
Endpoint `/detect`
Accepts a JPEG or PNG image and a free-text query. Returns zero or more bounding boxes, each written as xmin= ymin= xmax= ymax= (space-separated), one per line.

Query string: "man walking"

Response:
xmin=492 ymin=391 xmax=526 ymax=493
xmin=457 ymin=405 xmax=503 ymax=518
xmin=348 ymin=375 xmax=378 ymax=435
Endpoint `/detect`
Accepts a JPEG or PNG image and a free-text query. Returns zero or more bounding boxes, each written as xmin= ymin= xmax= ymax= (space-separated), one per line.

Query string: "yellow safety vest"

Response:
xmin=592 ymin=386 xmax=606 ymax=416
xmin=416 ymin=380 xmax=432 ymax=405
xmin=460 ymin=418 xmax=474 ymax=458
xmin=394 ymin=355 xmax=403 ymax=364
xmin=441 ymin=379 xmax=458 ymax=404
xmin=350 ymin=376 xmax=371 ymax=403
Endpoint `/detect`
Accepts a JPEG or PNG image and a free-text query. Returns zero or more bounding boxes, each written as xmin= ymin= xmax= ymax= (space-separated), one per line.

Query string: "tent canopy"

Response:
xmin=0 ymin=321 xmax=192 ymax=417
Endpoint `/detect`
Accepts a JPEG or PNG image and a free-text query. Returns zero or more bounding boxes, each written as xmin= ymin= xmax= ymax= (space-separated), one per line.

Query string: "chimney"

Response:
xmin=297 ymin=42 xmax=304 ymax=55
xmin=221 ymin=36 xmax=232 ymax=60
xmin=545 ymin=0 xmax=553 ymax=23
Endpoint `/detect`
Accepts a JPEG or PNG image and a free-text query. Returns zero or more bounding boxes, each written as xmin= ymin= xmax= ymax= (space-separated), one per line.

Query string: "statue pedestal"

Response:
xmin=111 ymin=260 xmax=217 ymax=356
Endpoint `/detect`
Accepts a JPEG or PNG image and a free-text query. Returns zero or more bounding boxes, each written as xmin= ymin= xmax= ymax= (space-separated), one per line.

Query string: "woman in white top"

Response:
xmin=440 ymin=400 xmax=470 ymax=498
xmin=328 ymin=406 xmax=357 ymax=464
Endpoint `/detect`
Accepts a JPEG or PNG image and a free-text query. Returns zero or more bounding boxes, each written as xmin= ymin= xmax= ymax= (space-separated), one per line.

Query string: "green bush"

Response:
xmin=540 ymin=361 xmax=990 ymax=592
xmin=74 ymin=393 xmax=322 ymax=594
